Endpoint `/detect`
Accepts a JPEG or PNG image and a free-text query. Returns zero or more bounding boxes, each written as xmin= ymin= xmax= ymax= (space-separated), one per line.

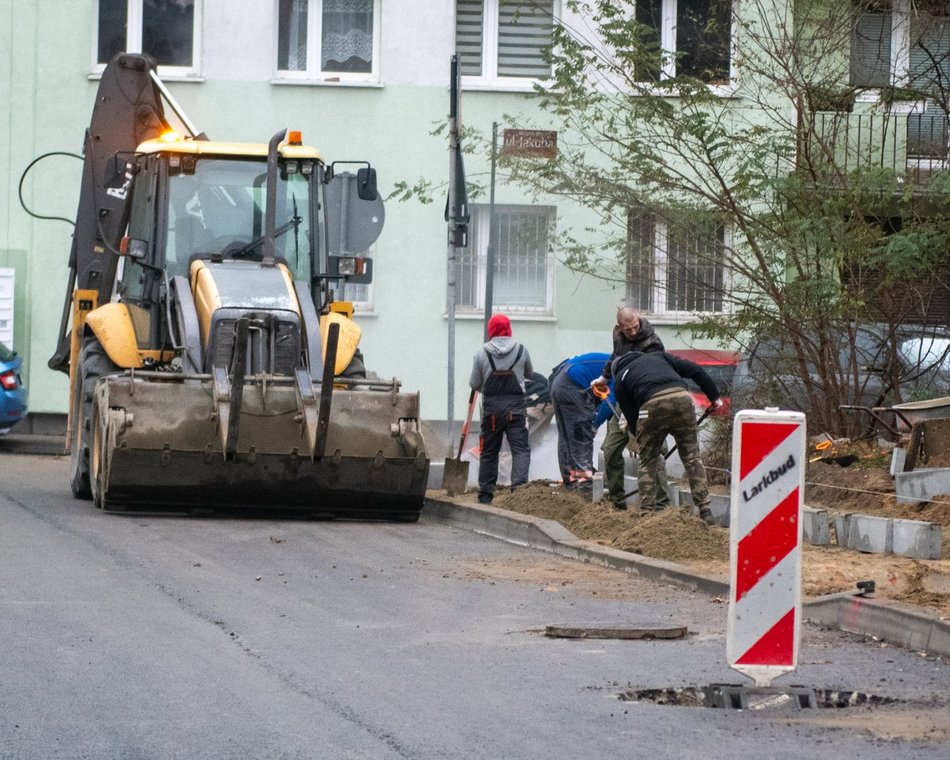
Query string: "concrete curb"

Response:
xmin=0 ymin=434 xmax=65 ymax=456
xmin=423 ymin=496 xmax=950 ymax=659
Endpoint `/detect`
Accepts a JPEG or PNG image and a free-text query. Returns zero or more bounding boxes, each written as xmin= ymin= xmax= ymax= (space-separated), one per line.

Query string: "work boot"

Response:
xmin=611 ymin=501 xmax=627 ymax=511
xmin=698 ymin=506 xmax=714 ymax=525
xmin=477 ymin=492 xmax=493 ymax=505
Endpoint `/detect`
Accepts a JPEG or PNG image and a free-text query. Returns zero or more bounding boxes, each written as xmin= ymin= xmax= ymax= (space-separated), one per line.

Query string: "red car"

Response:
xmin=667 ymin=348 xmax=742 ymax=417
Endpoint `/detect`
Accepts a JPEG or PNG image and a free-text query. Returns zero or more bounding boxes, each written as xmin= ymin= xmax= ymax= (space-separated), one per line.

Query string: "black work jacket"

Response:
xmin=613 ymin=351 xmax=720 ymax=425
xmin=601 ymin=317 xmax=665 ymax=380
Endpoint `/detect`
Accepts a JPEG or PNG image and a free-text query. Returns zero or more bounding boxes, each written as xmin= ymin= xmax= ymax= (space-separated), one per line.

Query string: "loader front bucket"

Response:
xmin=89 ymin=371 xmax=429 ymax=520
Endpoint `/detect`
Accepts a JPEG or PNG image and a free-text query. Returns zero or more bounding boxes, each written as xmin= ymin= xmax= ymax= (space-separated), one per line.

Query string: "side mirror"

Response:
xmin=356 ymin=167 xmax=378 ymax=201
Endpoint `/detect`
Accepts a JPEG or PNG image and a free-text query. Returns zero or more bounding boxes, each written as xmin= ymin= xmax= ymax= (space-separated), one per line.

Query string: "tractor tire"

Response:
xmin=340 ymin=349 xmax=367 ymax=379
xmin=69 ymin=333 xmax=119 ymax=500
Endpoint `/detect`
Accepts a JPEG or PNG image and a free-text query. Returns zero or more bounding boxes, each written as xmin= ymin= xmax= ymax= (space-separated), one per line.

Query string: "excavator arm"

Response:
xmin=49 ymin=53 xmax=169 ymax=374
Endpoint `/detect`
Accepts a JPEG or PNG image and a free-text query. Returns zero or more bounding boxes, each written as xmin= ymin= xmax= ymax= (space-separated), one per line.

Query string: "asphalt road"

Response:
xmin=0 ymin=454 xmax=947 ymax=759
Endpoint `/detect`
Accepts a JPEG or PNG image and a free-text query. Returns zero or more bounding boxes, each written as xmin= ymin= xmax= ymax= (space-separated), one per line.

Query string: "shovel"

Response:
xmin=442 ymin=389 xmax=478 ymax=495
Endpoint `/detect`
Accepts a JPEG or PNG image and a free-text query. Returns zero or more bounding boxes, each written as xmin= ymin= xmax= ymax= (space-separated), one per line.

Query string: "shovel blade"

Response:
xmin=442 ymin=457 xmax=470 ymax=496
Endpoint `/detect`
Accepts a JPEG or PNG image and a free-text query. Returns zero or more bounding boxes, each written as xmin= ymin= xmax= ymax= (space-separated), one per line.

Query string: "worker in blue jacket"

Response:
xmin=549 ymin=352 xmax=611 ymax=491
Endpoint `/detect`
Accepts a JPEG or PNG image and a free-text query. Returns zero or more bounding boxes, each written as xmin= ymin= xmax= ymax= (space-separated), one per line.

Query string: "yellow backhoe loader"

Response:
xmin=48 ymin=53 xmax=428 ymax=519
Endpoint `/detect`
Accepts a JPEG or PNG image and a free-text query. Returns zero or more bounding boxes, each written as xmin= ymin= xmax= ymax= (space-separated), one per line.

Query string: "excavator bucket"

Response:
xmin=89 ymin=371 xmax=429 ymax=520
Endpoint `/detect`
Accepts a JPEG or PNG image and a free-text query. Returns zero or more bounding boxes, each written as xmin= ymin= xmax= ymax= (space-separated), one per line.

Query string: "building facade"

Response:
xmin=5 ymin=1 xmax=945 ymax=435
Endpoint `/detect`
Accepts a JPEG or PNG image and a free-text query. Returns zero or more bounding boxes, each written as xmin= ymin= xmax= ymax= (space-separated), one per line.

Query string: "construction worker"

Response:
xmin=469 ymin=314 xmax=534 ymax=505
xmin=591 ymin=306 xmax=671 ymax=510
xmin=549 ymin=352 xmax=611 ymax=491
xmin=611 ymin=350 xmax=723 ymax=524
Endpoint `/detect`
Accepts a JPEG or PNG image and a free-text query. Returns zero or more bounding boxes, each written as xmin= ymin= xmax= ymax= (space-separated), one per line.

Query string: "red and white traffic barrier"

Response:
xmin=728 ymin=409 xmax=806 ymax=687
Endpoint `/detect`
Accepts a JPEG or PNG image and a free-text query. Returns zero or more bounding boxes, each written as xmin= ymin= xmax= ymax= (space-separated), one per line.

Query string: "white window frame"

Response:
xmin=275 ymin=0 xmax=382 ymax=85
xmin=626 ymin=210 xmax=729 ymax=319
xmin=457 ymin=0 xmax=557 ymax=91
xmin=634 ymin=0 xmax=734 ymax=89
xmin=92 ymin=0 xmax=203 ymax=79
xmin=338 ymin=247 xmax=376 ymax=313
xmin=457 ymin=204 xmax=555 ymax=316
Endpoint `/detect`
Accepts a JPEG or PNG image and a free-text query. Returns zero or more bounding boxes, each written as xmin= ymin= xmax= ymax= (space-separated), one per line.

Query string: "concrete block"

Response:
xmin=802 ymin=507 xmax=830 ymax=545
xmin=891 ymin=518 xmax=942 ymax=560
xmin=706 ymin=493 xmax=730 ymax=526
xmin=427 ymin=460 xmax=445 ymax=490
xmin=591 ymin=473 xmax=604 ymax=503
xmin=623 ymin=475 xmax=639 ymax=507
xmin=890 ymin=447 xmax=906 ymax=476
xmin=895 ymin=467 xmax=950 ymax=503
xmin=832 ymin=512 xmax=941 ymax=559
xmin=833 ymin=513 xmax=849 ymax=547
xmin=662 ymin=483 xmax=682 ymax=507
xmin=847 ymin=514 xmax=891 ymax=553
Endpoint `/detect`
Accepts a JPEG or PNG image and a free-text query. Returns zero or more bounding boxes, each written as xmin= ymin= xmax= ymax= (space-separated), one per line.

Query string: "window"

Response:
xmin=456 ymin=0 xmax=555 ymax=84
xmin=457 ymin=204 xmax=555 ymax=314
xmin=277 ymin=0 xmax=380 ymax=82
xmin=851 ymin=1 xmax=950 ymax=159
xmin=339 ymin=276 xmax=373 ymax=310
xmin=96 ymin=0 xmax=201 ymax=75
xmin=625 ymin=208 xmax=725 ymax=315
xmin=634 ymin=0 xmax=732 ymax=83
xmin=851 ymin=0 xmax=950 ymax=89
xmin=850 ymin=8 xmax=893 ymax=88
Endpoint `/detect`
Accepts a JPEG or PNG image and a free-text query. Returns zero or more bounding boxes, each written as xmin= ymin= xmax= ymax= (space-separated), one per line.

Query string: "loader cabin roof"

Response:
xmin=136 ymin=135 xmax=324 ymax=162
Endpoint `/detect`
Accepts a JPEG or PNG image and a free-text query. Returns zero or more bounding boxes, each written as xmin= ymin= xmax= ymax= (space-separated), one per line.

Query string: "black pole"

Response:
xmin=483 ymin=122 xmax=498 ymax=340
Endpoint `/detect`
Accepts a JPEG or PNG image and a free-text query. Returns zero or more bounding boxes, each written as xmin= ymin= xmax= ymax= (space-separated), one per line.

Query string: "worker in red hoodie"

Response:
xmin=469 ymin=314 xmax=534 ymax=504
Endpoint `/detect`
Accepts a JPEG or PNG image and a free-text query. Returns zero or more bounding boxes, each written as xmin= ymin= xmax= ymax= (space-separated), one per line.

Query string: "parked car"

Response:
xmin=0 ymin=342 xmax=28 ymax=434
xmin=667 ymin=348 xmax=742 ymax=417
xmin=730 ymin=323 xmax=950 ymax=426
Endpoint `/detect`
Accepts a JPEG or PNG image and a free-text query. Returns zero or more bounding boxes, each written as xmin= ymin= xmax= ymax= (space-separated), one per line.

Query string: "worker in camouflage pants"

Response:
xmin=611 ymin=350 xmax=723 ymax=524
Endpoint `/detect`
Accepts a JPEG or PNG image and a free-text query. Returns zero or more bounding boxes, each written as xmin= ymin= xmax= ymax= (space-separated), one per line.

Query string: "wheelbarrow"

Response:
xmin=841 ymin=395 xmax=950 ymax=438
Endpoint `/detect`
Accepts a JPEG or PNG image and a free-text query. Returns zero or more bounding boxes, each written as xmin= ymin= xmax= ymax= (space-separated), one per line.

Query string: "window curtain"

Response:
xmin=456 ymin=0 xmax=484 ymax=76
xmin=278 ymin=0 xmax=309 ymax=71
xmin=322 ymin=0 xmax=374 ymax=72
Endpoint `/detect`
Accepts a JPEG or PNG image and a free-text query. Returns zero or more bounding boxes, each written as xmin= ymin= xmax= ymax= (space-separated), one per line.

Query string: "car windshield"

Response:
xmin=898 ymin=336 xmax=950 ymax=374
xmin=165 ymin=158 xmax=315 ymax=282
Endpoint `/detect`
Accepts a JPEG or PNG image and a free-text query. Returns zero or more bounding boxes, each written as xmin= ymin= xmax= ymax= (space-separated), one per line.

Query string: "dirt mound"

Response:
xmin=493 ymin=481 xmax=728 ymax=564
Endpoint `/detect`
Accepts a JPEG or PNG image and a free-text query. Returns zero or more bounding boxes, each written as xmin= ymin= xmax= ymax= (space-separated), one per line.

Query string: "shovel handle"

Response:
xmin=457 ymin=389 xmax=478 ymax=459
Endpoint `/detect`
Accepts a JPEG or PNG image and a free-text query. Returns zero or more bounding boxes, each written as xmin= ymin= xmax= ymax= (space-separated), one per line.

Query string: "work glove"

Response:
xmin=713 ymin=398 xmax=724 ymax=408
xmin=618 ymin=415 xmax=627 ymax=433
xmin=590 ymin=375 xmax=608 ymax=392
